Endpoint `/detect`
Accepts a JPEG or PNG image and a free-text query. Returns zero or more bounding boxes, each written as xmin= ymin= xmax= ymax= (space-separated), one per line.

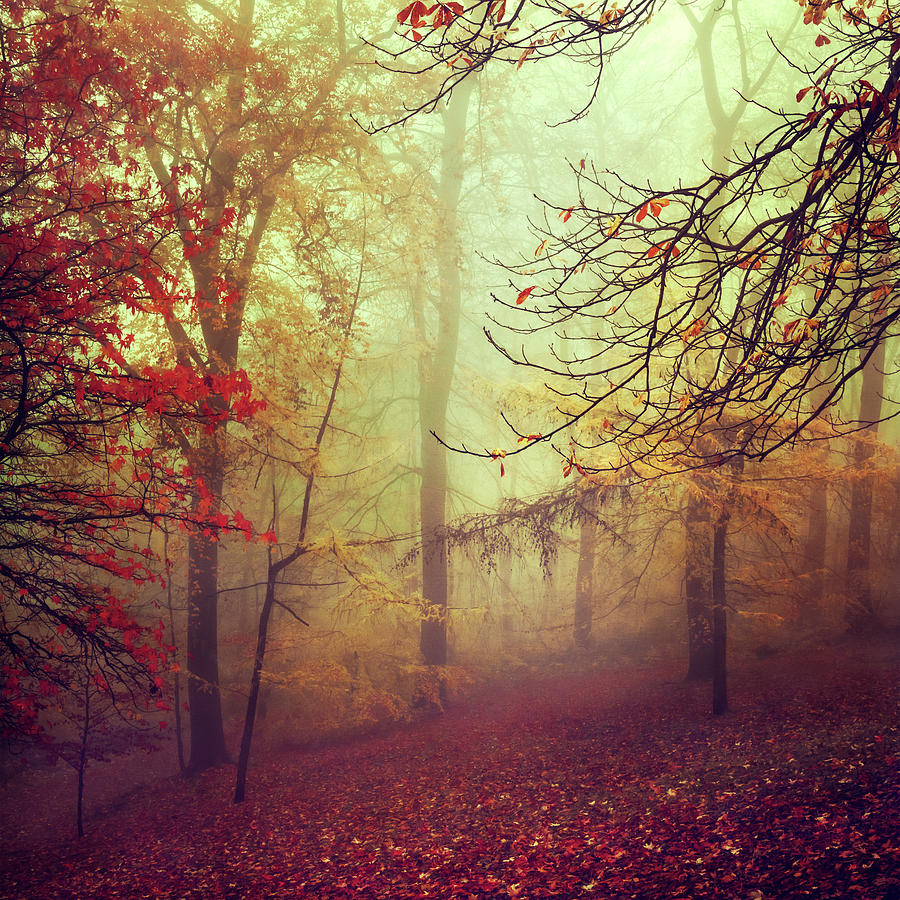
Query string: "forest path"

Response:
xmin=1 ymin=645 xmax=898 ymax=899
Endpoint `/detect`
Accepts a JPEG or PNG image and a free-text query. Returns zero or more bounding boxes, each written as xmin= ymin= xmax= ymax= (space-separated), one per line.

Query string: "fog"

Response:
xmin=2 ymin=0 xmax=898 ymax=896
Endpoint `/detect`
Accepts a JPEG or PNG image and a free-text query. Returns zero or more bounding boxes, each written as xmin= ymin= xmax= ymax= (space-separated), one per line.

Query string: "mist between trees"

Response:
xmin=1 ymin=0 xmax=898 ymax=849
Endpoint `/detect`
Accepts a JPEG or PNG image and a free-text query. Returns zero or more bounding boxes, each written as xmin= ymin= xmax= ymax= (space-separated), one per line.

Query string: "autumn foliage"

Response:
xmin=0 ymin=0 xmax=264 ymax=753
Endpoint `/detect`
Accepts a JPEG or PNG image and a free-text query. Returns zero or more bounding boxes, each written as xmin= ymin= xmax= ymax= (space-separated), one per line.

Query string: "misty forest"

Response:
xmin=1 ymin=0 xmax=899 ymax=897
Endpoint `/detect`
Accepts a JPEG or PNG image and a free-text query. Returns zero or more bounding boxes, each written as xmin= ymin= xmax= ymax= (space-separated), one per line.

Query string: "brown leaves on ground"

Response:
xmin=2 ymin=646 xmax=898 ymax=899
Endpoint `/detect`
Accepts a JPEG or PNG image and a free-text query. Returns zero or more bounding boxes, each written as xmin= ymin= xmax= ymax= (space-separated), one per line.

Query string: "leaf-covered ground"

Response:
xmin=2 ymin=644 xmax=898 ymax=899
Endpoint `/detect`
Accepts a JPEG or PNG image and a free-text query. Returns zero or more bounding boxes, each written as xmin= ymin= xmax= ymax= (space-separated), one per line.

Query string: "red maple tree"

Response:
xmin=0 ymin=0 xmax=260 ymax=752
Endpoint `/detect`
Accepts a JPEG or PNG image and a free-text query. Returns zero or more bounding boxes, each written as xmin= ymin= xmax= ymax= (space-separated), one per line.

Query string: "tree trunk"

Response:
xmin=418 ymin=81 xmax=473 ymax=667
xmin=845 ymin=338 xmax=886 ymax=634
xmin=802 ymin=370 xmax=836 ymax=613
xmin=684 ymin=481 xmax=714 ymax=680
xmin=711 ymin=513 xmax=728 ymax=715
xmin=163 ymin=528 xmax=186 ymax=774
xmin=804 ymin=471 xmax=829 ymax=609
xmin=186 ymin=424 xmax=229 ymax=771
xmin=574 ymin=488 xmax=598 ymax=649
xmin=234 ymin=566 xmax=278 ymax=804
xmin=419 ymin=444 xmax=449 ymax=665
xmin=76 ymin=658 xmax=90 ymax=838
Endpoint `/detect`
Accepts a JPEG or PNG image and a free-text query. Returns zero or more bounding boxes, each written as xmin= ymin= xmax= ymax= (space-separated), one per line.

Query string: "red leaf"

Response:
xmin=516 ymin=285 xmax=536 ymax=305
xmin=397 ymin=0 xmax=427 ymax=24
xmin=517 ymin=44 xmax=535 ymax=69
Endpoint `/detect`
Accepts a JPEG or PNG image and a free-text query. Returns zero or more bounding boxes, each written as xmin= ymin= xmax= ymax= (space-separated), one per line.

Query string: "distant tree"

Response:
xmin=845 ymin=337 xmax=888 ymax=632
xmin=416 ymin=80 xmax=474 ymax=668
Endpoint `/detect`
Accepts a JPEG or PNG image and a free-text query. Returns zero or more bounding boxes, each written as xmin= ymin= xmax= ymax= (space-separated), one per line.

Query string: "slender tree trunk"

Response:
xmin=804 ymin=469 xmax=829 ymax=610
xmin=684 ymin=482 xmax=714 ymax=680
xmin=574 ymin=488 xmax=598 ymax=650
xmin=234 ymin=562 xmax=280 ymax=804
xmin=845 ymin=338 xmax=886 ymax=633
xmin=802 ymin=371 xmax=836 ymax=613
xmin=163 ymin=528 xmax=186 ymax=774
xmin=711 ymin=512 xmax=728 ymax=715
xmin=418 ymin=81 xmax=473 ymax=668
xmin=76 ymin=649 xmax=90 ymax=838
xmin=497 ymin=468 xmax=517 ymax=650
xmin=420 ymin=437 xmax=450 ymax=665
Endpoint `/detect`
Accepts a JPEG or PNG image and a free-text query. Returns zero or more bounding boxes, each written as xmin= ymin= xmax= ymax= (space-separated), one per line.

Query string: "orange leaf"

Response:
xmin=681 ymin=318 xmax=706 ymax=341
xmin=516 ymin=285 xmax=536 ymax=305
xmin=636 ymin=203 xmax=649 ymax=223
xmin=783 ymin=318 xmax=800 ymax=339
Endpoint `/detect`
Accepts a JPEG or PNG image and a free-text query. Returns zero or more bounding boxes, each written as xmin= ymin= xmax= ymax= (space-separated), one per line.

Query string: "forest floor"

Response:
xmin=1 ymin=640 xmax=898 ymax=899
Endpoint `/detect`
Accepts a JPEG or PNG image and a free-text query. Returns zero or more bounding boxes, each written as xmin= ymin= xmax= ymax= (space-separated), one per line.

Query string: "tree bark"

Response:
xmin=186 ymin=421 xmax=229 ymax=771
xmin=845 ymin=338 xmax=886 ymax=634
xmin=234 ymin=560 xmax=281 ymax=804
xmin=684 ymin=481 xmax=714 ymax=680
xmin=804 ymin=468 xmax=829 ymax=609
xmin=418 ymin=81 xmax=473 ymax=667
xmin=574 ymin=488 xmax=598 ymax=649
xmin=163 ymin=528 xmax=186 ymax=774
xmin=76 ymin=654 xmax=90 ymax=838
xmin=711 ymin=511 xmax=728 ymax=715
